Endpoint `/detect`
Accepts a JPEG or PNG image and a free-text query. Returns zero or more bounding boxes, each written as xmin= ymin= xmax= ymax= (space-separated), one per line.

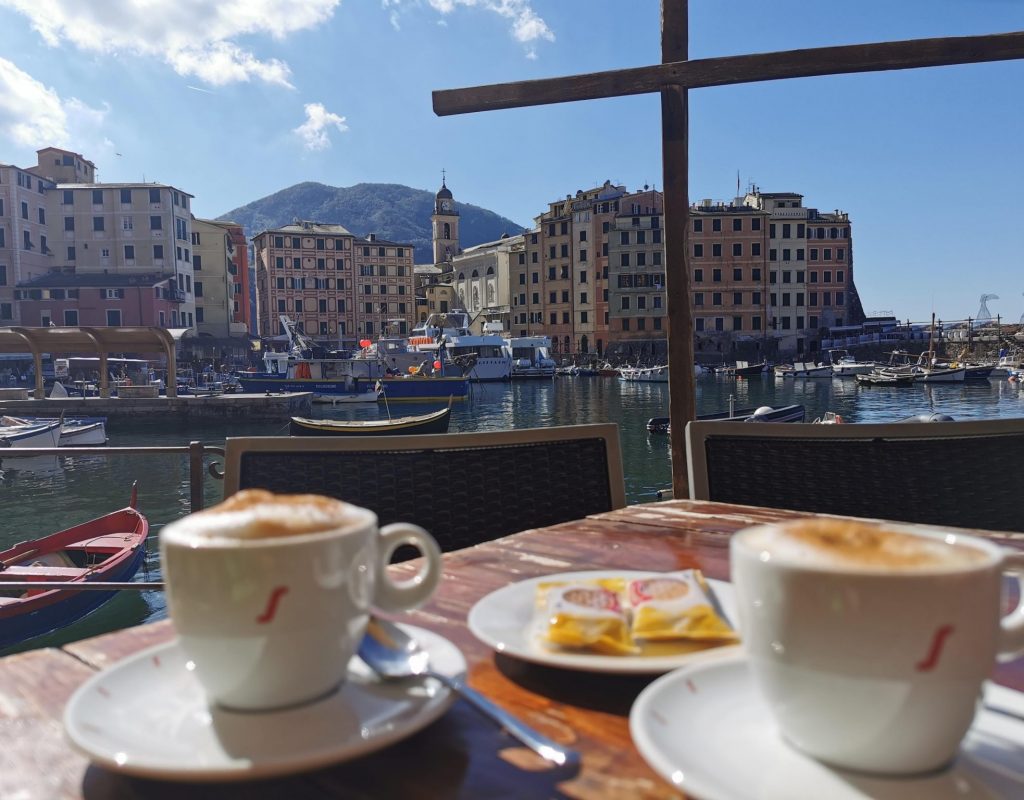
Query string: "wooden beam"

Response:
xmin=661 ymin=0 xmax=693 ymax=499
xmin=434 ymin=30 xmax=1024 ymax=116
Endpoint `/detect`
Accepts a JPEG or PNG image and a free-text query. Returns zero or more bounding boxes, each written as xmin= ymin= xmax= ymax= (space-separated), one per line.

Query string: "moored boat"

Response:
xmin=289 ymin=401 xmax=454 ymax=436
xmin=826 ymin=349 xmax=875 ymax=377
xmin=0 ymin=419 xmax=61 ymax=450
xmin=646 ymin=404 xmax=806 ymax=432
xmin=855 ymin=371 xmax=916 ymax=387
xmin=0 ymin=487 xmax=148 ymax=649
xmin=1 ymin=416 xmax=107 ymax=446
xmin=774 ymin=362 xmax=832 ymax=378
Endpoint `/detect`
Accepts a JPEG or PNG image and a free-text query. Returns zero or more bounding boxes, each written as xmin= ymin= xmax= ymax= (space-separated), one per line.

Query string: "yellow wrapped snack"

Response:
xmin=540 ymin=583 xmax=639 ymax=655
xmin=628 ymin=571 xmax=737 ymax=642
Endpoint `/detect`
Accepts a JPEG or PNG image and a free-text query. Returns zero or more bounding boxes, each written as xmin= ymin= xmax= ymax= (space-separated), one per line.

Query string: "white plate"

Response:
xmin=467 ymin=570 xmax=740 ymax=674
xmin=631 ymin=654 xmax=1024 ymax=800
xmin=64 ymin=624 xmax=464 ymax=782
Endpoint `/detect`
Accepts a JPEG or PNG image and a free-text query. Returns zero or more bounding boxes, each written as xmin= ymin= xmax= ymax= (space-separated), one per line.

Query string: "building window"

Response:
xmin=769 ymin=248 xmax=777 ymax=261
xmin=579 ymin=249 xmax=587 ymax=262
xmin=781 ymin=317 xmax=791 ymax=329
xmin=712 ymin=243 xmax=722 ymax=257
xmin=712 ymin=268 xmax=722 ymax=282
xmin=92 ymin=216 xmax=104 ymax=232
xmin=712 ymin=219 xmax=721 ymax=232
xmin=694 ymin=268 xmax=703 ymax=282
xmin=64 ymin=309 xmax=79 ymax=326
xmin=695 ymin=318 xmax=704 ymax=332
xmin=621 ymin=296 xmax=630 ymax=310
xmin=732 ymin=218 xmax=742 ymax=232
xmin=693 ymin=219 xmax=703 ymax=232
xmin=732 ymin=243 xmax=742 ymax=256
xmin=824 ymin=248 xmax=833 ymax=261
xmin=810 ymin=271 xmax=818 ymax=282
xmin=824 ymin=271 xmax=833 ymax=283
xmin=694 ymin=244 xmax=704 ymax=257
xmin=124 ymin=245 xmax=135 ymax=260
xmin=796 ymin=270 xmax=805 ymax=282
xmin=752 ymin=218 xmax=761 ymax=231
xmin=150 ymin=216 xmax=162 ymax=230
xmin=712 ymin=292 xmax=722 ymax=306
xmin=752 ymin=267 xmax=761 ymax=281
xmin=621 ymin=253 xmax=630 ymax=267
xmin=733 ymin=268 xmax=743 ymax=281
xmin=782 ymin=271 xmax=791 ymax=283
xmin=620 ymin=232 xmax=629 ymax=245
xmin=796 ymin=248 xmax=805 ymax=261
xmin=733 ymin=292 xmax=742 ymax=305
xmin=752 ymin=291 xmax=761 ymax=304
xmin=836 ymin=291 xmax=845 ymax=305
xmin=106 ymin=309 xmax=122 ymax=326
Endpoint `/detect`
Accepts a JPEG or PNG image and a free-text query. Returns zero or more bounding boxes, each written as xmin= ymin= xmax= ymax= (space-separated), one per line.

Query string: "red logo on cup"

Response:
xmin=256 ymin=586 xmax=289 ymax=624
xmin=915 ymin=624 xmax=955 ymax=672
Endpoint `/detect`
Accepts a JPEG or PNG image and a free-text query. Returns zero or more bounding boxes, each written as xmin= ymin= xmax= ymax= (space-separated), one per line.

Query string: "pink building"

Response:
xmin=15 ymin=272 xmax=180 ymax=328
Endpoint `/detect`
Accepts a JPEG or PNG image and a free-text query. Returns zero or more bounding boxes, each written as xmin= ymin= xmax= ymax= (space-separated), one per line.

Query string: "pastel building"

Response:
xmin=253 ymin=221 xmax=415 ymax=346
xmin=0 ymin=161 xmax=55 ymax=323
xmin=15 ymin=271 xmax=180 ymax=328
xmin=191 ymin=218 xmax=252 ymax=341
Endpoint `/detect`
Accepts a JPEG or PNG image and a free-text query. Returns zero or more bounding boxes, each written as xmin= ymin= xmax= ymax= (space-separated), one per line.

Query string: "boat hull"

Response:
xmin=289 ymin=407 xmax=452 ymax=436
xmin=0 ymin=420 xmax=61 ymax=449
xmin=0 ymin=505 xmax=148 ymax=649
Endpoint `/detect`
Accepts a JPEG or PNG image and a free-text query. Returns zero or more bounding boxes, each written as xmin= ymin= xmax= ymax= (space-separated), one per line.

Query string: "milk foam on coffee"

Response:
xmin=741 ymin=519 xmax=988 ymax=571
xmin=168 ymin=489 xmax=363 ymax=542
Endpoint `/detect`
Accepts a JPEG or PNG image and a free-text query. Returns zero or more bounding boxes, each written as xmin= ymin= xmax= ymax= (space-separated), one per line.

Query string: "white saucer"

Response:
xmin=467 ymin=570 xmax=740 ymax=674
xmin=630 ymin=654 xmax=1024 ymax=800
xmin=64 ymin=624 xmax=465 ymax=782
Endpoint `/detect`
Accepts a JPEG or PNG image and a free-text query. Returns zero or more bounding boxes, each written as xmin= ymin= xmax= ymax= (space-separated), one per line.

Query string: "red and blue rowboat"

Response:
xmin=0 ymin=487 xmax=148 ymax=649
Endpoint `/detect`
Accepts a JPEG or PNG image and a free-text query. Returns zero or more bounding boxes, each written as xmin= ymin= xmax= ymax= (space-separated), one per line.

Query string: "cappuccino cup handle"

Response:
xmin=998 ymin=550 xmax=1024 ymax=661
xmin=373 ymin=523 xmax=442 ymax=612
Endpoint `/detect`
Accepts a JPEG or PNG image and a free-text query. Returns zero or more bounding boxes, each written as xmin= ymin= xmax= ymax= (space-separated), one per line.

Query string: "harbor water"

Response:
xmin=4 ymin=372 xmax=1024 ymax=653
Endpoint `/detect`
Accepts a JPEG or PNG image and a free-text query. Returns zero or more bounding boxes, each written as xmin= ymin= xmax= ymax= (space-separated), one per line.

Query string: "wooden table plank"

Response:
xmin=0 ymin=500 xmax=1021 ymax=799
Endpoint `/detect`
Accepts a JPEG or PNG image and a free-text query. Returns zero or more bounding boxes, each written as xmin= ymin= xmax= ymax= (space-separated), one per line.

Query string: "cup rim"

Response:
xmin=160 ymin=504 xmax=378 ymax=549
xmin=730 ymin=519 xmax=1004 ymax=575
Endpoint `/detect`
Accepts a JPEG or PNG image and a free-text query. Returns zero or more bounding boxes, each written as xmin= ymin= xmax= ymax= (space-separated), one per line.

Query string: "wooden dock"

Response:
xmin=0 ymin=392 xmax=313 ymax=421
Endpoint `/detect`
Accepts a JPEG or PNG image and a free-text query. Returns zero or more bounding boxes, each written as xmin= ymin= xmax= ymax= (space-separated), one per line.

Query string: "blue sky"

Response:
xmin=1 ymin=0 xmax=1022 ymax=323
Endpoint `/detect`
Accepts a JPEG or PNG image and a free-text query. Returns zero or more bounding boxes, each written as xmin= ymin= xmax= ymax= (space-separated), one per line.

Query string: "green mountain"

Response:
xmin=217 ymin=181 xmax=526 ymax=258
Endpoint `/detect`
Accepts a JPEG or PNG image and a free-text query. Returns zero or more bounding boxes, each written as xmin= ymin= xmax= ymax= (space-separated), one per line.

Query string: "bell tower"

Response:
xmin=431 ymin=173 xmax=460 ymax=265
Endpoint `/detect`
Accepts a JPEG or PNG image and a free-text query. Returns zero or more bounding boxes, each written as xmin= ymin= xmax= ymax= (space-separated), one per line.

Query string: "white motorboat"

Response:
xmin=504 ymin=335 xmax=556 ymax=378
xmin=774 ymin=361 xmax=832 ymax=378
xmin=826 ymin=349 xmax=875 ymax=377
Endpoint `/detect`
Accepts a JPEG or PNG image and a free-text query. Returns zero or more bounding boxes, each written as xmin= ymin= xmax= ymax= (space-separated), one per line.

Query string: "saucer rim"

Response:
xmin=63 ymin=623 xmax=464 ymax=782
xmin=467 ymin=569 xmax=740 ymax=674
xmin=629 ymin=651 xmax=1024 ymax=800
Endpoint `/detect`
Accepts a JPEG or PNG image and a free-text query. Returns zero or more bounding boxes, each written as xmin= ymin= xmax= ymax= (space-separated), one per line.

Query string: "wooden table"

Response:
xmin=2 ymin=500 xmax=1022 ymax=800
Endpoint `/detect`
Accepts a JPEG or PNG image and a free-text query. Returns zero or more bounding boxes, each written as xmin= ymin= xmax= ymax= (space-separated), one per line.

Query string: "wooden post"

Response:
xmin=167 ymin=339 xmax=178 ymax=398
xmin=32 ymin=350 xmax=44 ymax=400
xmin=662 ymin=0 xmax=695 ymax=498
xmin=99 ymin=352 xmax=109 ymax=399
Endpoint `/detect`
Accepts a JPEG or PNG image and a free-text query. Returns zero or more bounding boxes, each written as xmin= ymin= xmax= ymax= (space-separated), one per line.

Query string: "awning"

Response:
xmin=0 ymin=326 xmax=179 ymax=398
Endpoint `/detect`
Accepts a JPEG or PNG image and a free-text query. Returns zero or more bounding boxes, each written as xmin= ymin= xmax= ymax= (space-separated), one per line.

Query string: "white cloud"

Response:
xmin=0 ymin=57 xmax=108 ymax=150
xmin=293 ymin=103 xmax=349 ymax=151
xmin=0 ymin=57 xmax=68 ymax=146
xmin=0 ymin=0 xmax=343 ymax=88
xmin=382 ymin=0 xmax=554 ymax=53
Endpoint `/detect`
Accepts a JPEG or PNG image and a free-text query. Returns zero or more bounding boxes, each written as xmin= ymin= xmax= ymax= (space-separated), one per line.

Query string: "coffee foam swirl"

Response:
xmin=741 ymin=520 xmax=988 ymax=571
xmin=165 ymin=489 xmax=364 ymax=542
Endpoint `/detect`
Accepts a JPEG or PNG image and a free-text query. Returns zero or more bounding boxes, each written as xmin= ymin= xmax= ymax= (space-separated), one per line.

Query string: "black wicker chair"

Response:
xmin=222 ymin=424 xmax=626 ymax=553
xmin=685 ymin=419 xmax=1024 ymax=532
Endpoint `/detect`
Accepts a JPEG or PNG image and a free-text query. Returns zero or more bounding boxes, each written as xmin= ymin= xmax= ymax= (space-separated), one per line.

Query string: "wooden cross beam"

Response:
xmin=431 ymin=0 xmax=1024 ymax=498
xmin=433 ymin=30 xmax=1024 ymax=116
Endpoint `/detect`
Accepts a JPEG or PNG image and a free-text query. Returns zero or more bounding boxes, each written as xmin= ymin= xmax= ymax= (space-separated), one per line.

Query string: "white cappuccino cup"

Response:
xmin=160 ymin=490 xmax=442 ymax=711
xmin=730 ymin=518 xmax=1024 ymax=775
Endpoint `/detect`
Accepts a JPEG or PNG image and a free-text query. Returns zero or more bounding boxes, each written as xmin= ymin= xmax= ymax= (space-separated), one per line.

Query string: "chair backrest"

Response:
xmin=223 ymin=424 xmax=626 ymax=552
xmin=686 ymin=419 xmax=1024 ymax=532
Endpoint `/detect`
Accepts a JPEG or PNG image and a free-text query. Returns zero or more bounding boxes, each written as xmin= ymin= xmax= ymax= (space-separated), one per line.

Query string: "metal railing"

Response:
xmin=2 ymin=441 xmax=225 ymax=512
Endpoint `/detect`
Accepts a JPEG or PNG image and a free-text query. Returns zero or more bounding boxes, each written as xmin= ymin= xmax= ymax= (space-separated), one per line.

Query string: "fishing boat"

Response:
xmin=0 ymin=487 xmax=148 ymax=649
xmin=855 ymin=371 xmax=916 ymax=387
xmin=238 ymin=316 xmax=470 ymax=403
xmin=1 ymin=416 xmax=107 ymax=446
xmin=646 ymin=404 xmax=806 ymax=432
xmin=289 ymin=400 xmax=454 ymax=436
xmin=0 ymin=419 xmax=61 ymax=449
xmin=619 ymin=365 xmax=669 ymax=382
xmin=711 ymin=361 xmax=765 ymax=377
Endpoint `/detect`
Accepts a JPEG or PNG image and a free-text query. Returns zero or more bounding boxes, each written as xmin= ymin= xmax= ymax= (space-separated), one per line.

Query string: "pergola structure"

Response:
xmin=0 ymin=327 xmax=178 ymax=399
xmin=432 ymin=1 xmax=1024 ymax=497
